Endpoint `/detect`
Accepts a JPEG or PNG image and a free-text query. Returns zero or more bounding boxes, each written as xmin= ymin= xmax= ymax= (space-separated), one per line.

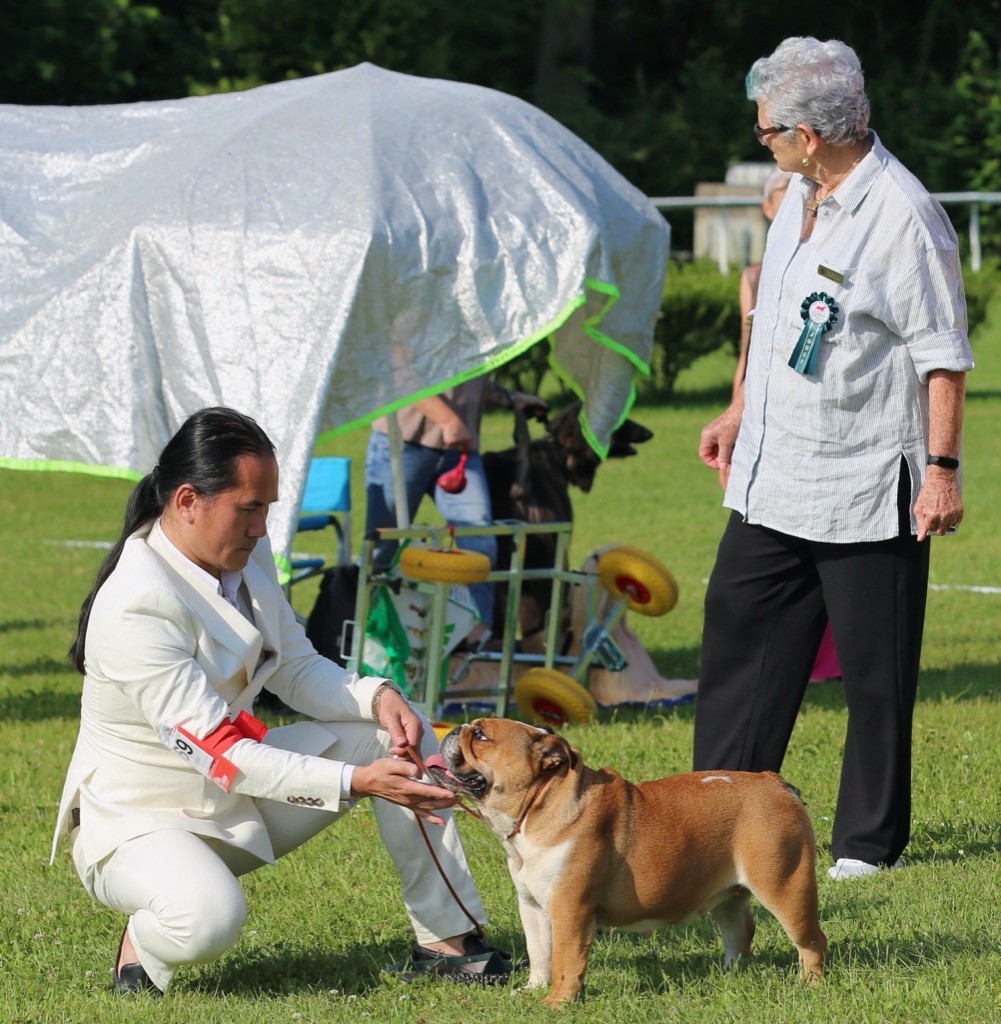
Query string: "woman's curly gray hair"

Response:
xmin=747 ymin=37 xmax=870 ymax=146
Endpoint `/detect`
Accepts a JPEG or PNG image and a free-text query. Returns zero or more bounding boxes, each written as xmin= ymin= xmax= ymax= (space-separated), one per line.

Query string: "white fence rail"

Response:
xmin=650 ymin=192 xmax=1001 ymax=274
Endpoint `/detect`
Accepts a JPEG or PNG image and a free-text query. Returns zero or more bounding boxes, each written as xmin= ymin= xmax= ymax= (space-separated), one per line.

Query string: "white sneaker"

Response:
xmin=827 ymin=857 xmax=903 ymax=880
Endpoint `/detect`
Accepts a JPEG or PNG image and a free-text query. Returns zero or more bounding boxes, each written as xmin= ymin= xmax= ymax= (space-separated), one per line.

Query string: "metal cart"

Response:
xmin=341 ymin=520 xmax=678 ymax=726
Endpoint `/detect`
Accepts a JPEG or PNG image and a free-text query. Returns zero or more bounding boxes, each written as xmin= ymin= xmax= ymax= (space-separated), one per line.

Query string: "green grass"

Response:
xmin=2 ymin=298 xmax=999 ymax=1022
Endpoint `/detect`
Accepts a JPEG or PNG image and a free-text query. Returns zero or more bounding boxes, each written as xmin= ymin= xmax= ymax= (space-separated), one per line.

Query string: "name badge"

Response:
xmin=818 ymin=265 xmax=845 ymax=285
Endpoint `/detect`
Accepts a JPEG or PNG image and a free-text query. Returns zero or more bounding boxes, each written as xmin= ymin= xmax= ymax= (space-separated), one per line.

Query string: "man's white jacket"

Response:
xmin=52 ymin=523 xmax=385 ymax=869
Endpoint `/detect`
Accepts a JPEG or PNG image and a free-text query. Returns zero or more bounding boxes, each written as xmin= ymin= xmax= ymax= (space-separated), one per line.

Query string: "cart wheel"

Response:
xmin=432 ymin=722 xmax=455 ymax=743
xmin=596 ymin=545 xmax=678 ymax=617
xmin=398 ymin=545 xmax=491 ymax=585
xmin=514 ymin=668 xmax=597 ymax=726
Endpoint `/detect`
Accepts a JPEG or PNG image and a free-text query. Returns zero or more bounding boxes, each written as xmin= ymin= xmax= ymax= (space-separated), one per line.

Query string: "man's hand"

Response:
xmin=414 ymin=396 xmax=473 ymax=451
xmin=350 ymin=758 xmax=456 ymax=824
xmin=512 ymin=392 xmax=548 ymax=421
xmin=437 ymin=416 xmax=472 ymax=451
xmin=374 ymin=686 xmax=424 ymax=754
xmin=355 ymin=686 xmax=456 ymax=823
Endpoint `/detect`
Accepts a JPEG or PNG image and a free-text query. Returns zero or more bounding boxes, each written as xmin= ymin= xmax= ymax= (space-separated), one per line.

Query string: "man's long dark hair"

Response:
xmin=68 ymin=407 xmax=275 ymax=673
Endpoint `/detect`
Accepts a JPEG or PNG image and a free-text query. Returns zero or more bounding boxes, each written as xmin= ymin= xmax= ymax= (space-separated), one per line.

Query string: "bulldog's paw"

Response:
xmin=541 ymin=987 xmax=582 ymax=1008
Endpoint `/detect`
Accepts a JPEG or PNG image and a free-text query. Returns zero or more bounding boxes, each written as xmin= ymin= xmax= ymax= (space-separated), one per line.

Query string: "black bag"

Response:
xmin=304 ymin=565 xmax=359 ymax=666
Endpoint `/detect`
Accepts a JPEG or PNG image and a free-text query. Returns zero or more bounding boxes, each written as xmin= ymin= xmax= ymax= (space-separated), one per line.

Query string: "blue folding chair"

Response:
xmin=288 ymin=456 xmax=352 ymax=586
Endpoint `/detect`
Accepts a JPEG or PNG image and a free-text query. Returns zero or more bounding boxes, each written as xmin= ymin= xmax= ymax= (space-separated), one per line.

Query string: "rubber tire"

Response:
xmin=596 ymin=545 xmax=678 ymax=617
xmin=514 ymin=668 xmax=597 ymax=726
xmin=398 ymin=545 xmax=491 ymax=585
xmin=432 ymin=722 xmax=455 ymax=743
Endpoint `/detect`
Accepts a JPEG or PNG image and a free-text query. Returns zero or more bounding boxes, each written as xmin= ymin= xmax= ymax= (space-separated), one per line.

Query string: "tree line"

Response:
xmin=3 ymin=1 xmax=998 ymax=251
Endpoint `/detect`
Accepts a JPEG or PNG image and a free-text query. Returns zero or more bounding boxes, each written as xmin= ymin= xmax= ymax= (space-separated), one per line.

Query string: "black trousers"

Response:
xmin=694 ymin=470 xmax=930 ymax=865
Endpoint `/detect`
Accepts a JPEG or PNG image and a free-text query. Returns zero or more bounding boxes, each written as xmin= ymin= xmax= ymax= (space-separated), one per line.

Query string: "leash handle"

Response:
xmin=403 ymin=741 xmax=484 ymax=938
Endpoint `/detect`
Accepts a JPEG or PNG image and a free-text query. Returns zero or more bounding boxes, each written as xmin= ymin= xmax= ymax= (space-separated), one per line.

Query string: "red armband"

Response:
xmin=233 ymin=709 xmax=268 ymax=742
xmin=159 ymin=711 xmax=267 ymax=793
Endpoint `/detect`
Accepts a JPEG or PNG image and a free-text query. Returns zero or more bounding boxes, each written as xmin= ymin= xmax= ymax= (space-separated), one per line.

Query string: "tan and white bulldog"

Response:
xmin=427 ymin=718 xmax=826 ymax=1006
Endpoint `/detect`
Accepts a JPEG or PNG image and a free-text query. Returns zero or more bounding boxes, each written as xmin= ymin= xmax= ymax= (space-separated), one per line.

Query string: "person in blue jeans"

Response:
xmin=365 ymin=377 xmax=546 ymax=632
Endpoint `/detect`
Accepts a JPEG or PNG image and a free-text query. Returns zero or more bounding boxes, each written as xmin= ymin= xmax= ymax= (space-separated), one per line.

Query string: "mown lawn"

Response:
xmin=1 ymin=294 xmax=998 ymax=1023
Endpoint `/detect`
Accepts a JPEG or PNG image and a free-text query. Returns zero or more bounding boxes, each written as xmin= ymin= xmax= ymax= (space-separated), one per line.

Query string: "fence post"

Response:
xmin=970 ymin=202 xmax=981 ymax=273
xmin=718 ymin=206 xmax=729 ymax=274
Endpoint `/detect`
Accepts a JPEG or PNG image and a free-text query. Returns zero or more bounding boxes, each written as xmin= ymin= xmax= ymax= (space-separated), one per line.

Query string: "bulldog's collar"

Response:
xmin=505 ymin=773 xmax=556 ymax=840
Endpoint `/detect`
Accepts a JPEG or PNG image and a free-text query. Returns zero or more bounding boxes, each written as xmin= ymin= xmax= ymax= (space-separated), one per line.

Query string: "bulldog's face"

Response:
xmin=425 ymin=718 xmax=577 ymax=811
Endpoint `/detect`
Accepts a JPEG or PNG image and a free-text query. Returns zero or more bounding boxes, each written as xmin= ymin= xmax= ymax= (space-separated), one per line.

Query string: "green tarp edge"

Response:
xmin=1 ymin=278 xmax=651 ymax=478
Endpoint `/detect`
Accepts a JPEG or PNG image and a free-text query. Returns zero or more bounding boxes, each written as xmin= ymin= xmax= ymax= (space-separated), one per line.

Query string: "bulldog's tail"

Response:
xmin=762 ymin=770 xmax=805 ymax=805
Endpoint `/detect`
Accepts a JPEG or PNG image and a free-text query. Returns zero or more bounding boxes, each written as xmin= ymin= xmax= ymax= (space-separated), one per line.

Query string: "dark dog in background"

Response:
xmin=294 ymin=402 xmax=654 ymax=682
xmin=482 ymin=401 xmax=654 ymax=647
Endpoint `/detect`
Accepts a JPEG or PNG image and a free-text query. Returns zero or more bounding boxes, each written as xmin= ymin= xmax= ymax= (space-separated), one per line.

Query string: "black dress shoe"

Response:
xmin=405 ymin=933 xmax=520 ymax=984
xmin=112 ymin=927 xmax=162 ymax=996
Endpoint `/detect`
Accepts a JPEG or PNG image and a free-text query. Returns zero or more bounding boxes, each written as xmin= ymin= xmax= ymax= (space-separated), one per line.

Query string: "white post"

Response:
xmin=385 ymin=410 xmax=411 ymax=528
xmin=718 ymin=206 xmax=730 ymax=274
xmin=970 ymin=202 xmax=982 ymax=273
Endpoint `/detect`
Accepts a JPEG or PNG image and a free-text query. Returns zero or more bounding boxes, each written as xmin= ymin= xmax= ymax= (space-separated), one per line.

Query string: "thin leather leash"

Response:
xmin=403 ymin=741 xmax=484 ymax=938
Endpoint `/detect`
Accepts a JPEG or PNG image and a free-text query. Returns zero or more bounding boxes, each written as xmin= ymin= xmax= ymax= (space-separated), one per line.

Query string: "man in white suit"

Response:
xmin=54 ymin=407 xmax=510 ymax=994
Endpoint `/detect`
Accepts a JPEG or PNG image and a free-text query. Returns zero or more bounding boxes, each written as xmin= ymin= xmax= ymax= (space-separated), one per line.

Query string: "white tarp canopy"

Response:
xmin=0 ymin=62 xmax=669 ymax=560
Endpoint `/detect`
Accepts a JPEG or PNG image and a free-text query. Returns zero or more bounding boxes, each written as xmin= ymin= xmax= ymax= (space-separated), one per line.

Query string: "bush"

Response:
xmin=648 ymin=256 xmax=998 ymax=395
xmin=497 ymin=256 xmax=996 ymax=404
xmin=652 ymin=260 xmax=740 ymax=397
xmin=497 ymin=260 xmax=740 ymax=402
xmin=494 ymin=340 xmax=558 ymax=399
xmin=964 ymin=258 xmax=1001 ymax=340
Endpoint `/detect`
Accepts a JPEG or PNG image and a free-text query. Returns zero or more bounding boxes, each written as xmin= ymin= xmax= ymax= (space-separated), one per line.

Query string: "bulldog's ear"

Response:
xmin=538 ymin=734 xmax=574 ymax=773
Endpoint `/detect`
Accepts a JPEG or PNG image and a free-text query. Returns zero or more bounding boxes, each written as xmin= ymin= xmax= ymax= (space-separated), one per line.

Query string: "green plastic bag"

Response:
xmin=360 ymin=584 xmax=412 ymax=692
xmin=361 ymin=579 xmax=480 ymax=698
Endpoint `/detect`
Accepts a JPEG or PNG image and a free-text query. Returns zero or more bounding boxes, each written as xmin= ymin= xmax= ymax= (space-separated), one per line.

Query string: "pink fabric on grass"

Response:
xmin=810 ymin=624 xmax=841 ymax=681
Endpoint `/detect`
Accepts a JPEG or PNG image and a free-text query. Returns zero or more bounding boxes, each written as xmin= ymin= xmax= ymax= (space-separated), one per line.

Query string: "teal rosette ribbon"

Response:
xmin=788 ymin=292 xmax=839 ymax=376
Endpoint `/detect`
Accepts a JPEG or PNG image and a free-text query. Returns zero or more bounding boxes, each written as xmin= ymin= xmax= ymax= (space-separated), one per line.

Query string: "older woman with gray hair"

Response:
xmin=697 ymin=38 xmax=973 ymax=880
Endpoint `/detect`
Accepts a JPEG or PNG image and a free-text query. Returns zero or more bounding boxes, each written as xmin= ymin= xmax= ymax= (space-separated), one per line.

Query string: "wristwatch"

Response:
xmin=927 ymin=454 xmax=960 ymax=470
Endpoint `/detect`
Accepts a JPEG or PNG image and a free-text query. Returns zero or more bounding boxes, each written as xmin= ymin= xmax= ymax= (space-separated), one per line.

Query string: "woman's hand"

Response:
xmin=913 ymin=467 xmax=964 ymax=541
xmin=350 ymin=758 xmax=456 ymax=824
xmin=699 ymin=401 xmax=744 ymax=489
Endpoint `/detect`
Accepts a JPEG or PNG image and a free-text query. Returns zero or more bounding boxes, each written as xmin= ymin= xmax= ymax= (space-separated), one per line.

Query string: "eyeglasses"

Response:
xmin=753 ymin=123 xmax=791 ymax=141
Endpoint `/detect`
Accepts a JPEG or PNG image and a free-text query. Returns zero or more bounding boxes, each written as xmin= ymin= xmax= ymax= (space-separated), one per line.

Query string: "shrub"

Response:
xmin=496 ymin=260 xmax=739 ymax=402
xmin=494 ymin=339 xmax=557 ymax=399
xmin=964 ymin=258 xmax=1001 ymax=341
xmin=497 ymin=257 xmax=996 ymax=403
xmin=652 ymin=260 xmax=740 ymax=397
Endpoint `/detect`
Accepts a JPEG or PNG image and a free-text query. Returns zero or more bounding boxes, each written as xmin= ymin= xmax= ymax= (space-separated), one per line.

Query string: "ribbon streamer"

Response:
xmin=789 ymin=292 xmax=839 ymax=376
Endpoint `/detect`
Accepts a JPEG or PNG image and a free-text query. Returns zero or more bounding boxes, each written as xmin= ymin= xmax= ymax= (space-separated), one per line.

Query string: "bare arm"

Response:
xmin=413 ymin=395 xmax=473 ymax=450
xmin=731 ymin=266 xmax=757 ymax=401
xmin=913 ymin=369 xmax=967 ymax=541
xmin=485 ymin=379 xmax=548 ymax=419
